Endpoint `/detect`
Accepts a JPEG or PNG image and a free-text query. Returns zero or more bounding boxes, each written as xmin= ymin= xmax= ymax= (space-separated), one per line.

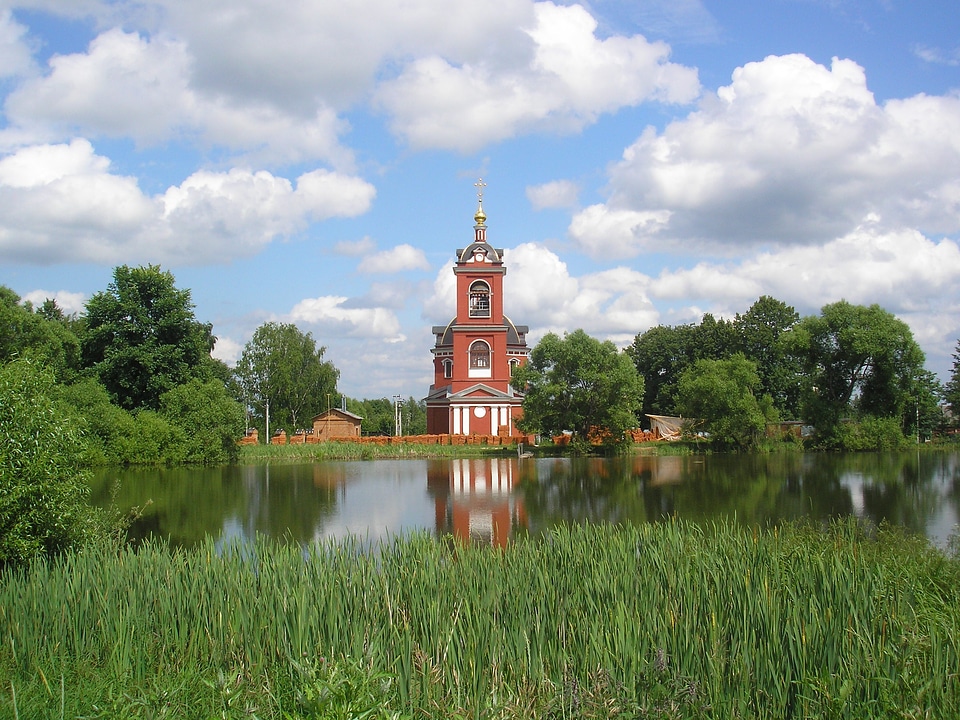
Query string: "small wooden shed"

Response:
xmin=312 ymin=408 xmax=363 ymax=440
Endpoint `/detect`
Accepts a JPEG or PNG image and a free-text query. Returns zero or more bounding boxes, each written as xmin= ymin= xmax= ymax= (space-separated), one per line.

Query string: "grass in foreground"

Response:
xmin=2 ymin=520 xmax=958 ymax=719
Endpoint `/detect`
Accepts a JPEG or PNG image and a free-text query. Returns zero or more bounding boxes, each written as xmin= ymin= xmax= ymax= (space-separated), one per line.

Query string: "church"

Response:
xmin=425 ymin=183 xmax=530 ymax=436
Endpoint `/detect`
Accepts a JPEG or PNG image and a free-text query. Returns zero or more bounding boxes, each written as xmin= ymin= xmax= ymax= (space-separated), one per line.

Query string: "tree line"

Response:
xmin=514 ymin=295 xmax=958 ymax=451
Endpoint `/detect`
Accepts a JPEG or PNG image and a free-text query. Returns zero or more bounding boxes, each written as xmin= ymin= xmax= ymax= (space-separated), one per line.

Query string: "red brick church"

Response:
xmin=425 ymin=182 xmax=530 ymax=436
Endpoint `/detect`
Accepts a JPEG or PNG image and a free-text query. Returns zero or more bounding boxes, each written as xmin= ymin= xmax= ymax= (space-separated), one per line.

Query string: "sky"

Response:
xmin=0 ymin=0 xmax=958 ymax=401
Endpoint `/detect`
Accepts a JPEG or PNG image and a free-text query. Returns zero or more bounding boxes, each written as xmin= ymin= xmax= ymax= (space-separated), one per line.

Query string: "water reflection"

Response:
xmin=427 ymin=459 xmax=529 ymax=547
xmin=88 ymin=451 xmax=960 ymax=549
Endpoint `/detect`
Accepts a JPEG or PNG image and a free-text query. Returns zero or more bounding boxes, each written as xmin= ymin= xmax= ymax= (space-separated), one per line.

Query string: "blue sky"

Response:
xmin=1 ymin=0 xmax=958 ymax=400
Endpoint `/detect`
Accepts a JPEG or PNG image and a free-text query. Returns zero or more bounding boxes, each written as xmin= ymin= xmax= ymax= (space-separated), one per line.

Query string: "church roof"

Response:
xmin=432 ymin=316 xmax=528 ymax=348
xmin=456 ymin=242 xmax=504 ymax=263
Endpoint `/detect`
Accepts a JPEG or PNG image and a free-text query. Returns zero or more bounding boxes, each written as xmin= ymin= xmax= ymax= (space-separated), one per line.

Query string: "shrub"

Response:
xmin=0 ymin=359 xmax=106 ymax=568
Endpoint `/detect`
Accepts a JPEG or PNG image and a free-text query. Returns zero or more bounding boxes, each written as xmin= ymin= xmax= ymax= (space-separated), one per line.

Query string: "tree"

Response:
xmin=733 ymin=295 xmax=801 ymax=418
xmin=946 ymin=340 xmax=960 ymax=426
xmin=512 ymin=329 xmax=644 ymax=445
xmin=160 ymin=378 xmax=245 ymax=464
xmin=235 ymin=322 xmax=340 ymax=434
xmin=0 ymin=360 xmax=106 ymax=568
xmin=676 ymin=355 xmax=770 ymax=451
xmin=81 ymin=266 xmax=216 ymax=410
xmin=627 ymin=323 xmax=698 ymax=416
xmin=0 ymin=286 xmax=81 ymax=381
xmin=783 ymin=301 xmax=926 ymax=445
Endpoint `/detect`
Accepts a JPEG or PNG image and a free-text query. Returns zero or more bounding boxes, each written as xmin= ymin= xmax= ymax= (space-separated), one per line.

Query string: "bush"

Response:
xmin=836 ymin=416 xmax=910 ymax=452
xmin=0 ymin=360 xmax=106 ymax=568
xmin=160 ymin=378 xmax=245 ymax=464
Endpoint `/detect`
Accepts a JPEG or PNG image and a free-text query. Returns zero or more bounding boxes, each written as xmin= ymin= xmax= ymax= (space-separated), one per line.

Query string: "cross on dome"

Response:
xmin=474 ymin=178 xmax=487 ymax=226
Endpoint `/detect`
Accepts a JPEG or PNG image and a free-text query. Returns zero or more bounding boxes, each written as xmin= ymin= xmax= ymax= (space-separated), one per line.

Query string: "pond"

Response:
xmin=89 ymin=451 xmax=960 ymax=550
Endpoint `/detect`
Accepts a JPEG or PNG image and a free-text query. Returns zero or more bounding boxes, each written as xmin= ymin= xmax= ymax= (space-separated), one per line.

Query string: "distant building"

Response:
xmin=425 ymin=183 xmax=530 ymax=436
xmin=312 ymin=408 xmax=362 ymax=440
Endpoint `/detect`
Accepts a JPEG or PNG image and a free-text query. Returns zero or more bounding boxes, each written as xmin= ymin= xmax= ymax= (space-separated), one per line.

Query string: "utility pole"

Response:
xmin=394 ymin=394 xmax=402 ymax=437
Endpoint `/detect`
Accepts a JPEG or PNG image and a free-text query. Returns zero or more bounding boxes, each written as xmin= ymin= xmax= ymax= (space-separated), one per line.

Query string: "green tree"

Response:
xmin=676 ymin=355 xmax=770 ymax=451
xmin=627 ymin=323 xmax=698 ymax=416
xmin=81 ymin=266 xmax=216 ymax=410
xmin=512 ymin=329 xmax=644 ymax=446
xmin=783 ymin=301 xmax=926 ymax=446
xmin=235 ymin=322 xmax=340 ymax=435
xmin=160 ymin=378 xmax=245 ymax=464
xmin=0 ymin=359 xmax=105 ymax=568
xmin=946 ymin=340 xmax=960 ymax=427
xmin=733 ymin=295 xmax=801 ymax=418
xmin=0 ymin=286 xmax=81 ymax=381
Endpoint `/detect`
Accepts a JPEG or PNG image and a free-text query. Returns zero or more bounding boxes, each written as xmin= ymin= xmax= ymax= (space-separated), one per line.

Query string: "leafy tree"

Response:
xmin=56 ymin=378 xmax=138 ymax=465
xmin=734 ymin=295 xmax=801 ymax=417
xmin=627 ymin=323 xmax=698 ymax=416
xmin=783 ymin=301 xmax=925 ymax=446
xmin=0 ymin=286 xmax=81 ymax=381
xmin=0 ymin=359 xmax=106 ymax=568
xmin=236 ymin=322 xmax=340 ymax=434
xmin=946 ymin=340 xmax=960 ymax=426
xmin=160 ymin=378 xmax=245 ymax=464
xmin=676 ymin=355 xmax=771 ymax=451
xmin=403 ymin=397 xmax=427 ymax=435
xmin=81 ymin=266 xmax=216 ymax=410
xmin=346 ymin=397 xmax=394 ymax=436
xmin=512 ymin=329 xmax=644 ymax=446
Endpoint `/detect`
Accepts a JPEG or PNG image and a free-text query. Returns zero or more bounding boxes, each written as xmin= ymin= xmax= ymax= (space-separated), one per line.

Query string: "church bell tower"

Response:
xmin=425 ymin=181 xmax=530 ymax=436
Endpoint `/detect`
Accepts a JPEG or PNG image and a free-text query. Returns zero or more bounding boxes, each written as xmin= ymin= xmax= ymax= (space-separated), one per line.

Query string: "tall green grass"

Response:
xmin=2 ymin=520 xmax=958 ymax=718
xmin=238 ymin=440 xmax=506 ymax=462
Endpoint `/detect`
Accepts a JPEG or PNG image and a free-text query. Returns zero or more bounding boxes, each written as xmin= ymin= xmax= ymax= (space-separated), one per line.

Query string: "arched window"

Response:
xmin=469 ymin=340 xmax=490 ymax=369
xmin=469 ymin=281 xmax=491 ymax=318
xmin=509 ymin=358 xmax=520 ymax=373
xmin=443 ymin=359 xmax=453 ymax=378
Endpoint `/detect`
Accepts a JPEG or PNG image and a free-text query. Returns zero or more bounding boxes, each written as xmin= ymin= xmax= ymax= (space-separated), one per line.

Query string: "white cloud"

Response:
xmin=5 ymin=28 xmax=353 ymax=166
xmin=6 ymin=2 xmax=697 ymax=158
xmin=358 ymin=244 xmax=431 ymax=274
xmin=526 ymin=179 xmax=579 ymax=209
xmin=20 ymin=289 xmax=87 ymax=315
xmin=376 ymin=1 xmax=698 ymax=151
xmin=571 ymin=54 xmax=960 ymax=256
xmin=0 ymin=9 xmax=36 ymax=79
xmin=288 ymin=295 xmax=403 ymax=340
xmin=568 ymin=204 xmax=671 ymax=258
xmin=0 ymin=140 xmax=376 ymax=264
xmin=426 ymin=242 xmax=659 ymax=344
xmin=211 ymin=335 xmax=243 ymax=366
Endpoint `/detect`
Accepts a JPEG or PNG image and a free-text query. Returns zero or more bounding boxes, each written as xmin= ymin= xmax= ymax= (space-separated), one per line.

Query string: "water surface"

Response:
xmin=89 ymin=451 xmax=960 ymax=549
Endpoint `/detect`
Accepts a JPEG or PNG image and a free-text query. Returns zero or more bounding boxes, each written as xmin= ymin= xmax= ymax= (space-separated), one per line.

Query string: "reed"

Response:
xmin=238 ymin=440 xmax=504 ymax=462
xmin=1 ymin=520 xmax=957 ymax=719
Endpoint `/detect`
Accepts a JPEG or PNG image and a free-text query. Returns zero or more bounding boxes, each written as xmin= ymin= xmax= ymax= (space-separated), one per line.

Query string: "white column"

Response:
xmin=453 ymin=405 xmax=461 ymax=435
xmin=462 ymin=406 xmax=470 ymax=435
xmin=490 ymin=405 xmax=499 ymax=436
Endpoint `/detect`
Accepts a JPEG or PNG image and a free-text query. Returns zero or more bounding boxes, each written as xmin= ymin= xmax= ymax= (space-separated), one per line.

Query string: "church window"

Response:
xmin=469 ymin=281 xmax=491 ymax=318
xmin=469 ymin=340 xmax=491 ymax=368
xmin=443 ymin=359 xmax=453 ymax=378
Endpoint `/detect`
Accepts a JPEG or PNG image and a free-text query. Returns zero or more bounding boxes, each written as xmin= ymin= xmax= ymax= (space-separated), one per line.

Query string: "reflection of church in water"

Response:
xmin=427 ymin=459 xmax=530 ymax=547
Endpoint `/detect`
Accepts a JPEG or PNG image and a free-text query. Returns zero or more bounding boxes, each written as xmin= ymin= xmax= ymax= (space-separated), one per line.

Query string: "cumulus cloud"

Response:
xmin=5 ymin=28 xmax=353 ymax=166
xmin=358 ymin=244 xmax=431 ymax=274
xmin=0 ymin=9 xmax=36 ymax=79
xmin=288 ymin=295 xmax=403 ymax=341
xmin=570 ymin=54 xmax=960 ymax=257
xmin=426 ymin=242 xmax=659 ymax=345
xmin=0 ymin=140 xmax=376 ymax=264
xmin=526 ymin=179 xmax=579 ymax=209
xmin=20 ymin=289 xmax=87 ymax=315
xmin=376 ymin=1 xmax=699 ymax=151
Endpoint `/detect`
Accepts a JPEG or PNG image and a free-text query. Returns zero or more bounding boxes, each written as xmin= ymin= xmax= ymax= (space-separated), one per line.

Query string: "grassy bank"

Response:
xmin=2 ymin=520 xmax=958 ymax=719
xmin=237 ymin=440 xmax=513 ymax=462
